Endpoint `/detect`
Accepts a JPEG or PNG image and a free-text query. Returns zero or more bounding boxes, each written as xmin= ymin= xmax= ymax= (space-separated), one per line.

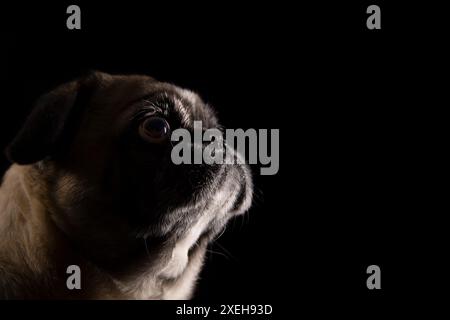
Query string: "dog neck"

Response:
xmin=0 ymin=165 xmax=74 ymax=298
xmin=0 ymin=164 xmax=207 ymax=299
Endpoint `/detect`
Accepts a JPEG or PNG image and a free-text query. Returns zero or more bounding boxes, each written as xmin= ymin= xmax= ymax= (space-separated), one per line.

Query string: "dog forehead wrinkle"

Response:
xmin=177 ymin=88 xmax=199 ymax=106
xmin=174 ymin=87 xmax=216 ymax=125
xmin=173 ymin=96 xmax=191 ymax=127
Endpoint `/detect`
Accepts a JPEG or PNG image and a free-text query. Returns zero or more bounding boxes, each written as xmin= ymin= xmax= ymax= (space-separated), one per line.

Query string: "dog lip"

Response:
xmin=231 ymin=181 xmax=247 ymax=212
xmin=188 ymin=229 xmax=211 ymax=256
xmin=229 ymin=165 xmax=253 ymax=216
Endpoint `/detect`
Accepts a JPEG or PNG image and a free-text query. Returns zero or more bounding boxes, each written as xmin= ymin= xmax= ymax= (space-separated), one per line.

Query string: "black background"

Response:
xmin=0 ymin=0 xmax=446 ymax=316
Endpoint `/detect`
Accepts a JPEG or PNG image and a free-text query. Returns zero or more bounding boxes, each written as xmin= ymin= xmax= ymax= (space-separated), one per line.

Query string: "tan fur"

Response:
xmin=0 ymin=164 xmax=206 ymax=299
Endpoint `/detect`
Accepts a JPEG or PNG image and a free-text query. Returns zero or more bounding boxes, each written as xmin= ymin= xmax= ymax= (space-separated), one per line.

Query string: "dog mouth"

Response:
xmin=159 ymin=171 xmax=255 ymax=277
xmin=136 ymin=160 xmax=252 ymax=248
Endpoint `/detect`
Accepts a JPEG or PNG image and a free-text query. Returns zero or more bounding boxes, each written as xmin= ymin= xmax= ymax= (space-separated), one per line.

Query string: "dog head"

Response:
xmin=6 ymin=72 xmax=252 ymax=277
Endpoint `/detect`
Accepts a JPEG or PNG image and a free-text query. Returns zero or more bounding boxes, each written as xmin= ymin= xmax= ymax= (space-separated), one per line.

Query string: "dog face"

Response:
xmin=6 ymin=72 xmax=252 ymax=275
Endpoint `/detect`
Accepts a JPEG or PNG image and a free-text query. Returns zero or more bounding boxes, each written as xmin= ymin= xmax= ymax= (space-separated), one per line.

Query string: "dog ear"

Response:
xmin=5 ymin=72 xmax=102 ymax=165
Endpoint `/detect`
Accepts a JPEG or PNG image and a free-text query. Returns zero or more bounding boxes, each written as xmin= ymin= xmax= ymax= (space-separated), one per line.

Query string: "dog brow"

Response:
xmin=173 ymin=96 xmax=191 ymax=127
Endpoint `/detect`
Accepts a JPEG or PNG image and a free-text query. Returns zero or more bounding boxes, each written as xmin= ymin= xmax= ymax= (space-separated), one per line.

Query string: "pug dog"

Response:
xmin=0 ymin=72 xmax=252 ymax=299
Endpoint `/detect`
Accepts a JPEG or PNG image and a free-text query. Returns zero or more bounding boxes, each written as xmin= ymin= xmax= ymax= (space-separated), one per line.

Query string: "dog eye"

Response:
xmin=139 ymin=117 xmax=171 ymax=143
